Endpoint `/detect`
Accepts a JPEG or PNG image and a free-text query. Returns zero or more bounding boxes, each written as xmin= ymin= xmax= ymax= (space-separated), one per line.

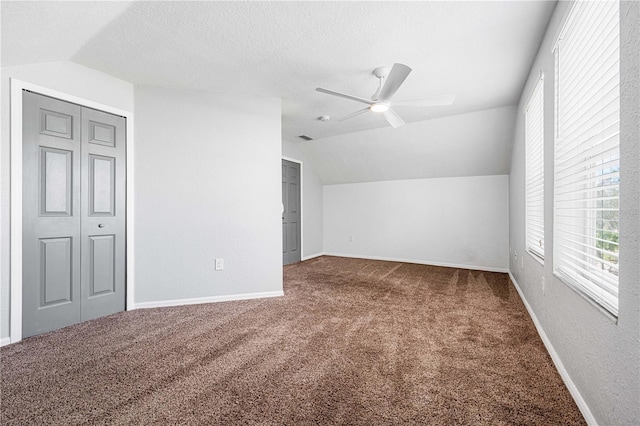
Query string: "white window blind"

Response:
xmin=553 ymin=0 xmax=620 ymax=317
xmin=526 ymin=74 xmax=545 ymax=261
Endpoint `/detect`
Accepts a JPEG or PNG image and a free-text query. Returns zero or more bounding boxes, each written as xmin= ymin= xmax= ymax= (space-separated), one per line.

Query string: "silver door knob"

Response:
xmin=98 ymin=224 xmax=105 ymax=228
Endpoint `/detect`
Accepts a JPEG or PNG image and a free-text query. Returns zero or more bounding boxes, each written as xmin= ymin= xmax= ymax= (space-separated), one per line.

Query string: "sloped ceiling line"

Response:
xmin=1 ymin=1 xmax=555 ymax=184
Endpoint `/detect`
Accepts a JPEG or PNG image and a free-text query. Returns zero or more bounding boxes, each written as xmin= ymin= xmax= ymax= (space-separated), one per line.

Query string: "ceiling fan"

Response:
xmin=316 ymin=63 xmax=455 ymax=128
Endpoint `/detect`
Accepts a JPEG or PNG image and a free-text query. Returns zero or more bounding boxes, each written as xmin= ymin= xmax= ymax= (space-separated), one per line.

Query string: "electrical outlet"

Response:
xmin=349 ymin=235 xmax=353 ymax=242
xmin=514 ymin=250 xmax=518 ymax=263
xmin=215 ymin=258 xmax=224 ymax=271
xmin=541 ymin=276 xmax=546 ymax=295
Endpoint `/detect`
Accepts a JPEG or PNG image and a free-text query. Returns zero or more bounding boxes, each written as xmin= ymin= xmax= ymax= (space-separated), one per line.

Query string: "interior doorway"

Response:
xmin=282 ymin=159 xmax=301 ymax=265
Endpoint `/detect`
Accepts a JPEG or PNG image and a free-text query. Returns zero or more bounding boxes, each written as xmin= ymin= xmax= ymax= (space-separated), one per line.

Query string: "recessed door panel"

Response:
xmin=40 ymin=238 xmax=73 ymax=306
xmin=89 ymin=154 xmax=115 ymax=216
xmin=40 ymin=109 xmax=73 ymax=139
xmin=283 ymin=224 xmax=287 ymax=254
xmin=289 ymin=182 xmax=298 ymax=213
xmin=88 ymin=121 xmax=116 ymax=147
xmin=40 ymin=147 xmax=72 ymax=216
xmin=89 ymin=235 xmax=115 ymax=296
xmin=289 ymin=223 xmax=298 ymax=252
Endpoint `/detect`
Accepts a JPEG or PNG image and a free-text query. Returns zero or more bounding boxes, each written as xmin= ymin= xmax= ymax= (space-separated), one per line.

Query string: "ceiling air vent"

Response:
xmin=298 ymin=135 xmax=313 ymax=141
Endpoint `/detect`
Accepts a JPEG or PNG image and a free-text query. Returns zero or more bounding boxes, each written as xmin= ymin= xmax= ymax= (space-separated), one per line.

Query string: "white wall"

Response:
xmin=509 ymin=2 xmax=639 ymax=424
xmin=282 ymin=138 xmax=323 ymax=259
xmin=0 ymin=62 xmax=135 ymax=341
xmin=324 ymin=175 xmax=509 ymax=271
xmin=298 ymin=106 xmax=517 ymax=185
xmin=134 ymin=86 xmax=282 ymax=304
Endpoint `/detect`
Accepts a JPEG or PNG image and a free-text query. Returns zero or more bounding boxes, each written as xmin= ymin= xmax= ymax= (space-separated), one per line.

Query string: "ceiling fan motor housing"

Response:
xmin=373 ymin=66 xmax=391 ymax=79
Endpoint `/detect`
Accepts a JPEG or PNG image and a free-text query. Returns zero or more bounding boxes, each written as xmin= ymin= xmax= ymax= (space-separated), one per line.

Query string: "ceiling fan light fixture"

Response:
xmin=370 ymin=102 xmax=390 ymax=113
xmin=316 ymin=63 xmax=454 ymax=130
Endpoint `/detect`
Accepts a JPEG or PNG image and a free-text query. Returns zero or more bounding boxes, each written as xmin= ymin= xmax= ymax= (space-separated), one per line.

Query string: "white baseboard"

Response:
xmin=302 ymin=252 xmax=325 ymax=261
xmin=508 ymin=272 xmax=597 ymax=426
xmin=323 ymin=252 xmax=509 ymax=273
xmin=132 ymin=290 xmax=284 ymax=310
xmin=1 ymin=337 xmax=11 ymax=347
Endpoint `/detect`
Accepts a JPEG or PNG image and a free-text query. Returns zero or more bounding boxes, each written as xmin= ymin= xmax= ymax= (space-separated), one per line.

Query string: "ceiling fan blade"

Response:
xmin=338 ymin=108 xmax=370 ymax=122
xmin=316 ymin=88 xmax=374 ymax=105
xmin=378 ymin=63 xmax=412 ymax=101
xmin=382 ymin=109 xmax=405 ymax=128
xmin=394 ymin=94 xmax=456 ymax=107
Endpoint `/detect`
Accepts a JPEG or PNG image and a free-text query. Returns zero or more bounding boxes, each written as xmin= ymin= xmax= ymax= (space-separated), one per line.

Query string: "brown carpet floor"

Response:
xmin=1 ymin=256 xmax=584 ymax=425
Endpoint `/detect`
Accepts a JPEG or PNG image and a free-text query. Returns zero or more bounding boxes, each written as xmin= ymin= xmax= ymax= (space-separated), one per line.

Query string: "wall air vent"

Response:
xmin=298 ymin=135 xmax=313 ymax=141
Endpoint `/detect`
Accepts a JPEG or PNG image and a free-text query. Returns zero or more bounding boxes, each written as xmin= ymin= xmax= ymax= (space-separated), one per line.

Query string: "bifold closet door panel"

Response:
xmin=22 ymin=91 xmax=82 ymax=337
xmin=80 ymin=106 xmax=126 ymax=321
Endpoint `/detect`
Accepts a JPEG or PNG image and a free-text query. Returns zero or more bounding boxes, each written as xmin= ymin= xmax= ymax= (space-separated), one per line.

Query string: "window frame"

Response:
xmin=525 ymin=73 xmax=545 ymax=264
xmin=552 ymin=0 xmax=620 ymax=319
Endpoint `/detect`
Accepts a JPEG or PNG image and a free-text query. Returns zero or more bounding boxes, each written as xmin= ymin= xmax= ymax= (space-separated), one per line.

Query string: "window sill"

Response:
xmin=527 ymin=249 xmax=544 ymax=266
xmin=553 ymin=270 xmax=619 ymax=324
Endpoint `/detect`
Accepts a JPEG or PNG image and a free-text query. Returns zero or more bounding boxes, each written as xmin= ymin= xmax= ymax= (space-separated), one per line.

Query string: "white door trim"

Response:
xmin=9 ymin=78 xmax=135 ymax=344
xmin=282 ymin=156 xmax=303 ymax=262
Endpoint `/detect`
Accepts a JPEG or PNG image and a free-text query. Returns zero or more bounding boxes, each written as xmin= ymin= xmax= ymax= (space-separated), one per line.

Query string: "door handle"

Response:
xmin=98 ymin=224 xmax=105 ymax=228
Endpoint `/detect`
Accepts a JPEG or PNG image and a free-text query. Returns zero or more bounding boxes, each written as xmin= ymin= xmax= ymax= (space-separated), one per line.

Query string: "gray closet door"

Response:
xmin=22 ymin=91 xmax=126 ymax=338
xmin=282 ymin=160 xmax=301 ymax=265
xmin=80 ymin=107 xmax=126 ymax=321
xmin=22 ymin=91 xmax=82 ymax=337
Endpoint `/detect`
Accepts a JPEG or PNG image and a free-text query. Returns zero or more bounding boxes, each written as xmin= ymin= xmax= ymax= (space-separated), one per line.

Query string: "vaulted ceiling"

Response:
xmin=2 ymin=1 xmax=556 ymax=184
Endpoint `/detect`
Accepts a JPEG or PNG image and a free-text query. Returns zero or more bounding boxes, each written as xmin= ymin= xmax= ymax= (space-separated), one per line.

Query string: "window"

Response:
xmin=553 ymin=0 xmax=620 ymax=317
xmin=526 ymin=74 xmax=545 ymax=261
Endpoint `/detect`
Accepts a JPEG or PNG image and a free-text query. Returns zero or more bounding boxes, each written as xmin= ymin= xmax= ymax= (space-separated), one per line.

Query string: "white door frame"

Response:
xmin=282 ymin=156 xmax=303 ymax=262
xmin=9 ymin=78 xmax=135 ymax=344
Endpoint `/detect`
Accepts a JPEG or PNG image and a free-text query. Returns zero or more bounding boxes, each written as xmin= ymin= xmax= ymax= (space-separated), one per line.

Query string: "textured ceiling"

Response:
xmin=1 ymin=1 xmax=556 ymax=183
xmin=1 ymin=1 xmax=131 ymax=67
